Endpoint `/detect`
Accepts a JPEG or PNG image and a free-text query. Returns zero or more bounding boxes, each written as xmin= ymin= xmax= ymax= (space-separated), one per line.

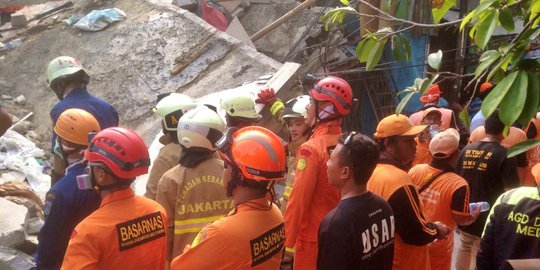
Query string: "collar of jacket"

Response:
xmin=64 ymin=87 xmax=89 ymax=99
xmin=100 ymin=188 xmax=134 ymax=208
xmin=311 ymin=120 xmax=342 ymax=138
xmin=378 ymin=156 xmax=408 ymax=171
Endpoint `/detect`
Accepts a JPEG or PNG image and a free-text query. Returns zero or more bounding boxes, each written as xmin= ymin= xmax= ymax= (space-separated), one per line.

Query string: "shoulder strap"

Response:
xmin=418 ymin=170 xmax=449 ymax=194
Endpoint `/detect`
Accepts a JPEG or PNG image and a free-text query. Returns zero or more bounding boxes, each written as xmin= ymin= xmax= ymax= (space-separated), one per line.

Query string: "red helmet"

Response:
xmin=217 ymin=126 xmax=286 ymax=181
xmin=309 ymin=76 xmax=353 ymax=116
xmin=85 ymin=127 xmax=150 ymax=179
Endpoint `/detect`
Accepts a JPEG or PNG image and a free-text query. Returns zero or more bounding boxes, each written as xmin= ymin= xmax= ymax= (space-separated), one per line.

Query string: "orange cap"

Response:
xmin=480 ymin=82 xmax=493 ymax=93
xmin=423 ymin=107 xmax=442 ymax=119
xmin=374 ymin=114 xmax=427 ymax=139
xmin=429 ymin=128 xmax=460 ymax=159
xmin=531 ymin=163 xmax=540 ymax=186
xmin=420 ymin=84 xmax=441 ymax=103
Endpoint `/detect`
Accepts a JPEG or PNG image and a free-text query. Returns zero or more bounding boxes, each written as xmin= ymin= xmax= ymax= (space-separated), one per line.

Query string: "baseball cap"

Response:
xmin=420 ymin=84 xmax=441 ymax=103
xmin=429 ymin=128 xmax=460 ymax=159
xmin=423 ymin=107 xmax=442 ymax=120
xmin=374 ymin=114 xmax=427 ymax=139
xmin=531 ymin=163 xmax=540 ymax=186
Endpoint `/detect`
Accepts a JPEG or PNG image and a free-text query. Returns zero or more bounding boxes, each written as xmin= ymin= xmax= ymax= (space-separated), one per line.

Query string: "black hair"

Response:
xmin=485 ymin=110 xmax=505 ymax=135
xmin=338 ymin=132 xmax=380 ymax=186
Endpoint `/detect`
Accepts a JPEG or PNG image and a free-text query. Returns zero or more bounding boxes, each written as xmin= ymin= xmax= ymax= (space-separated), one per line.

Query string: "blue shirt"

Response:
xmin=36 ymin=161 xmax=101 ymax=270
xmin=50 ymin=87 xmax=119 ymax=150
xmin=470 ymin=111 xmax=485 ymax=133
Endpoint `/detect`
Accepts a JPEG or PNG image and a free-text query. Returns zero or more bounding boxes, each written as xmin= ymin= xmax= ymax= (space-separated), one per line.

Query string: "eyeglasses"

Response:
xmin=344 ymin=131 xmax=357 ymax=148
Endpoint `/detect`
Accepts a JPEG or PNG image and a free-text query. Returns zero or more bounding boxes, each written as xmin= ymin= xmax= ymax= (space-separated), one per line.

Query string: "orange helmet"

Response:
xmin=480 ymin=82 xmax=493 ymax=93
xmin=54 ymin=108 xmax=101 ymax=145
xmin=217 ymin=126 xmax=286 ymax=181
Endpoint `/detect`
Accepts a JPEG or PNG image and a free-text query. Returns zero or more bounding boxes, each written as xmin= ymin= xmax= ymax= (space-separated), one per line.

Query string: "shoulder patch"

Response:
xmin=250 ymin=223 xmax=285 ymax=267
xmin=299 ymin=148 xmax=312 ymax=158
xmin=44 ymin=194 xmax=56 ymax=217
xmin=296 ymin=158 xmax=307 ymax=171
xmin=116 ymin=211 xmax=165 ymax=251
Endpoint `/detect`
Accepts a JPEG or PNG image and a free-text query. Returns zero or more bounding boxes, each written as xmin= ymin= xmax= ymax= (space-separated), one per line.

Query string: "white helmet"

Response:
xmin=155 ymin=93 xmax=197 ymax=131
xmin=282 ymin=95 xmax=310 ymax=119
xmin=177 ymin=106 xmax=226 ymax=151
xmin=220 ymin=92 xmax=262 ymax=120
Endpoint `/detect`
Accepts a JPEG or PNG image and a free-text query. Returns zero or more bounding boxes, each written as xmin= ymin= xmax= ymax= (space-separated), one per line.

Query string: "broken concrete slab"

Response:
xmin=10 ymin=13 xmax=28 ymax=28
xmin=0 ymin=246 xmax=36 ymax=270
xmin=14 ymin=95 xmax=26 ymax=105
xmin=25 ymin=217 xmax=43 ymax=235
xmin=226 ymin=17 xmax=255 ymax=48
xmin=220 ymin=0 xmax=241 ymax=13
xmin=0 ymin=197 xmax=29 ymax=248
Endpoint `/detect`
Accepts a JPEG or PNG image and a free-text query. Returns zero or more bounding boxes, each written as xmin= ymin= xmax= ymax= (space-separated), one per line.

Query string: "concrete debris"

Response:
xmin=16 ymin=235 xmax=38 ymax=258
xmin=2 ymin=95 xmax=12 ymax=100
xmin=14 ymin=95 xmax=26 ymax=105
xmin=9 ymin=120 xmax=31 ymax=135
xmin=0 ymin=171 xmax=26 ymax=184
xmin=226 ymin=17 xmax=255 ymax=48
xmin=25 ymin=217 xmax=43 ymax=235
xmin=10 ymin=13 xmax=28 ymax=28
xmin=0 ymin=197 xmax=29 ymax=248
xmin=0 ymin=246 xmax=36 ymax=270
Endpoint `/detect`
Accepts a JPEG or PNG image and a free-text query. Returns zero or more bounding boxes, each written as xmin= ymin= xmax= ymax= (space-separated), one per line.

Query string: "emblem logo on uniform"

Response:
xmin=250 ymin=223 xmax=285 ymax=267
xmin=296 ymin=158 xmax=307 ymax=171
xmin=116 ymin=211 xmax=165 ymax=251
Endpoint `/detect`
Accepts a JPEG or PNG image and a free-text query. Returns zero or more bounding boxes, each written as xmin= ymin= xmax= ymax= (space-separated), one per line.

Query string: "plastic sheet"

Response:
xmin=74 ymin=8 xmax=127 ymax=32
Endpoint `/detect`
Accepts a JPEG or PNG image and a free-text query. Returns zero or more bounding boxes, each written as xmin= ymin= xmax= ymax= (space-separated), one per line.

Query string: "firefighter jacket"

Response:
xmin=61 ymin=189 xmax=167 ymax=270
xmin=282 ymin=134 xmax=309 ymax=211
xmin=145 ymin=136 xmax=182 ymax=200
xmin=156 ymin=156 xmax=232 ymax=261
xmin=477 ymin=187 xmax=540 ymax=269
xmin=36 ymin=161 xmax=101 ymax=270
xmin=410 ymin=107 xmax=457 ymax=130
xmin=284 ymin=121 xmax=341 ymax=260
xmin=170 ymin=198 xmax=285 ymax=269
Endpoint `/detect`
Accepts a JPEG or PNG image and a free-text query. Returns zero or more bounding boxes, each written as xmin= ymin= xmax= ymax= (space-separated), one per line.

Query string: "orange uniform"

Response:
xmin=469 ymin=126 xmax=527 ymax=149
xmin=170 ymin=198 xmax=284 ymax=269
xmin=412 ymin=136 xmax=431 ymax=167
xmin=367 ymin=162 xmax=438 ymax=270
xmin=525 ymin=116 xmax=540 ymax=186
xmin=409 ymin=164 xmax=470 ymax=270
xmin=61 ymin=189 xmax=167 ymax=270
xmin=283 ymin=120 xmax=341 ymax=270
xmin=410 ymin=107 xmax=457 ymax=130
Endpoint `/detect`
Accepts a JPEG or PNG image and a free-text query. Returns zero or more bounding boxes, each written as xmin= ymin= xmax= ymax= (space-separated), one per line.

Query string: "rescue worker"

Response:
xmin=284 ymin=76 xmax=354 ymax=270
xmin=409 ymin=128 xmax=481 ymax=270
xmin=477 ymin=162 xmax=540 ymax=269
xmin=61 ymin=127 xmax=167 ymax=270
xmin=220 ymin=92 xmax=261 ymax=128
xmin=368 ymin=114 xmax=450 ymax=270
xmin=409 ymin=84 xmax=458 ymax=130
xmin=413 ymin=107 xmax=443 ymax=167
xmin=156 ymin=106 xmax=232 ymax=262
xmin=171 ymin=126 xmax=286 ymax=269
xmin=524 ymin=112 xmax=540 ymax=186
xmin=36 ymin=109 xmax=102 ymax=270
xmin=145 ymin=93 xmax=197 ymax=200
xmin=47 ymin=56 xmax=119 ymax=184
xmin=318 ymin=132 xmax=395 ymax=270
xmin=255 ymin=90 xmax=311 ymax=211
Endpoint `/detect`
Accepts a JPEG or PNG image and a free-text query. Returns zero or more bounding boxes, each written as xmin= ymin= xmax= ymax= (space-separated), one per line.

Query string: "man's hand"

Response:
xmin=256 ymin=88 xmax=276 ymax=105
xmin=433 ymin=221 xmax=451 ymax=240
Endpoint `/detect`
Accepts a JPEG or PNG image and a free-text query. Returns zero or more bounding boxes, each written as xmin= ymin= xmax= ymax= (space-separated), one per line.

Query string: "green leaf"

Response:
xmin=475 ymin=50 xmax=501 ymax=78
xmin=359 ymin=37 xmax=376 ymax=63
xmin=486 ymin=58 xmax=506 ymax=82
xmin=460 ymin=11 xmax=476 ymax=31
xmin=340 ymin=0 xmax=350 ymax=5
xmin=530 ymin=0 xmax=540 ymax=22
xmin=481 ymin=71 xmax=520 ymax=117
xmin=432 ymin=0 xmax=456 ymax=24
xmin=475 ymin=11 xmax=499 ymax=49
xmin=366 ymin=40 xmax=386 ymax=70
xmin=499 ymin=71 xmax=528 ymax=126
xmin=508 ymin=139 xmax=540 ymax=158
xmin=474 ymin=0 xmax=499 ymax=16
xmin=428 ymin=50 xmax=443 ymax=71
xmin=381 ymin=0 xmax=392 ymax=13
xmin=395 ymin=91 xmax=415 ymax=115
xmin=391 ymin=35 xmax=406 ymax=61
xmin=517 ymin=72 xmax=540 ymax=126
xmin=498 ymin=8 xmax=514 ymax=32
xmin=401 ymin=34 xmax=412 ymax=61
xmin=413 ymin=78 xmax=427 ymax=92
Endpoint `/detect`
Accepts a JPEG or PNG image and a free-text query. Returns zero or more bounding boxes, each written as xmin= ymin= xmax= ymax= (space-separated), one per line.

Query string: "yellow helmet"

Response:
xmin=54 ymin=109 xmax=101 ymax=145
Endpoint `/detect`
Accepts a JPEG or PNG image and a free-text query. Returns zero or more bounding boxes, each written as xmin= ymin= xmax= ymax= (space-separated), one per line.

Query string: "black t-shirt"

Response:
xmin=317 ymin=191 xmax=394 ymax=270
xmin=457 ymin=141 xmax=519 ymax=236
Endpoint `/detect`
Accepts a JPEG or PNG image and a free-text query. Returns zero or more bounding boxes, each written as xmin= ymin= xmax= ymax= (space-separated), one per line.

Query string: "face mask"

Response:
xmin=67 ymin=149 xmax=85 ymax=165
xmin=54 ymin=137 xmax=80 ymax=161
xmin=53 ymin=137 xmax=64 ymax=159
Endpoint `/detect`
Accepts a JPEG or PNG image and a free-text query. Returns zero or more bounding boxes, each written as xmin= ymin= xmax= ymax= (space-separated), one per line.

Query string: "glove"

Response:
xmin=255 ymin=88 xmax=276 ymax=105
